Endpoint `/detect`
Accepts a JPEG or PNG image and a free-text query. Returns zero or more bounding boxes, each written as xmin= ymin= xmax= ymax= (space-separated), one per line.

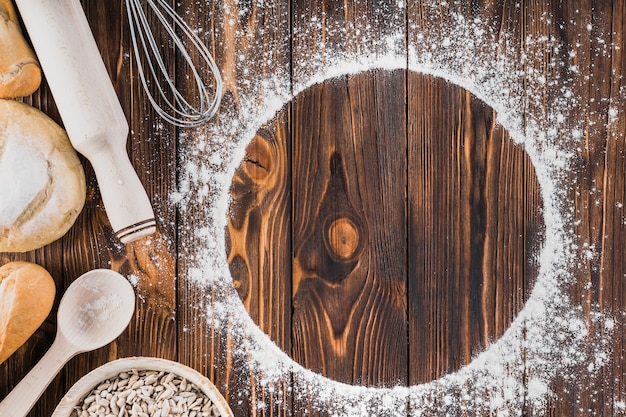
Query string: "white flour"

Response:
xmin=171 ymin=1 xmax=620 ymax=415
xmin=78 ymin=293 xmax=123 ymax=327
xmin=0 ymin=139 xmax=48 ymax=227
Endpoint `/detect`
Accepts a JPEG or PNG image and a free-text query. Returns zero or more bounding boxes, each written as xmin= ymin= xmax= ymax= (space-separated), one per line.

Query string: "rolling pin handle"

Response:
xmin=87 ymin=142 xmax=157 ymax=244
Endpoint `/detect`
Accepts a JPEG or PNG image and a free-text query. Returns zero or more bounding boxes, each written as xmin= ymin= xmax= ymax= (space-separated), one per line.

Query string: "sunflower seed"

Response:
xmin=70 ymin=368 xmax=222 ymax=417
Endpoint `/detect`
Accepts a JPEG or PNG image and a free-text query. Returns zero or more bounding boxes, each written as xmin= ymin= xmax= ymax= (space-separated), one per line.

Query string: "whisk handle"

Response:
xmin=14 ymin=0 xmax=156 ymax=243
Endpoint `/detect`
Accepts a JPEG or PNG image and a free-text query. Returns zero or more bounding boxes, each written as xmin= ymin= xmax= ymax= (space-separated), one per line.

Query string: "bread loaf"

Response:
xmin=0 ymin=0 xmax=41 ymax=98
xmin=0 ymin=99 xmax=86 ymax=252
xmin=0 ymin=261 xmax=55 ymax=364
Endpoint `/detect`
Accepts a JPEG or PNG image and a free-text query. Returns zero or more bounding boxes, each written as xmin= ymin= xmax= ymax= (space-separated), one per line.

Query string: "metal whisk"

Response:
xmin=125 ymin=0 xmax=223 ymax=128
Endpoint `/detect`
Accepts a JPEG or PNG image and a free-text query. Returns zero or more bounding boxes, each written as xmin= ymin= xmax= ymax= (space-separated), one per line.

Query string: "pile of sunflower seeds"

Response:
xmin=71 ymin=369 xmax=223 ymax=417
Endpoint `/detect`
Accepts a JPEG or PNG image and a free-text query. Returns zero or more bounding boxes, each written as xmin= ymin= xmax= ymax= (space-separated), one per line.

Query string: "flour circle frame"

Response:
xmin=206 ymin=58 xmax=582 ymax=414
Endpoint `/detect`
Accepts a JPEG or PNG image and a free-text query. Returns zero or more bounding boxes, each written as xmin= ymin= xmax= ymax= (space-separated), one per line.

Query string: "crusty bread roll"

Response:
xmin=0 ymin=99 xmax=86 ymax=252
xmin=0 ymin=0 xmax=41 ymax=98
xmin=0 ymin=261 xmax=55 ymax=364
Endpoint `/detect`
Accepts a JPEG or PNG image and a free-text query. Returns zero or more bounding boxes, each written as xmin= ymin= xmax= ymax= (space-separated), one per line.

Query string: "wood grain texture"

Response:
xmin=291 ymin=70 xmax=408 ymax=388
xmin=178 ymin=1 xmax=292 ymax=417
xmin=226 ymin=115 xmax=293 ymax=417
xmin=564 ymin=1 xmax=626 ymax=415
xmin=0 ymin=1 xmax=624 ymax=416
xmin=228 ymin=117 xmax=292 ymax=348
xmin=290 ymin=5 xmax=408 ymax=414
xmin=407 ymin=74 xmax=540 ymax=386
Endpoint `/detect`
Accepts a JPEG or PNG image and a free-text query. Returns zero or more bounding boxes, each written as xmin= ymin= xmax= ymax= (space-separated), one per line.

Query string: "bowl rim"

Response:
xmin=52 ymin=356 xmax=233 ymax=417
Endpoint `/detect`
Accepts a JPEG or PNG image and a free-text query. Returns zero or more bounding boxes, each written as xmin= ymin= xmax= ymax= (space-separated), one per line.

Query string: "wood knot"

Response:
xmin=327 ymin=217 xmax=359 ymax=260
xmin=242 ymin=133 xmax=273 ymax=182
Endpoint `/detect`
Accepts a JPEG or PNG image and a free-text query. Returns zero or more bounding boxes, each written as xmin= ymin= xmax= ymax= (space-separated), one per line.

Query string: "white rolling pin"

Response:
xmin=14 ymin=0 xmax=156 ymax=243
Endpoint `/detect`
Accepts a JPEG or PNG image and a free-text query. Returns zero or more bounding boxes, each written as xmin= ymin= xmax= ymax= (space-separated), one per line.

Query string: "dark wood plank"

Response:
xmin=289 ymin=2 xmax=407 ymax=415
xmin=290 ymin=69 xmax=408 ymax=388
xmin=407 ymin=71 xmax=541 ymax=397
xmin=406 ymin=2 xmax=548 ymax=415
xmin=547 ymin=0 xmax=595 ymax=414
xmin=228 ymin=116 xmax=292 ymax=351
xmin=226 ymin=112 xmax=292 ymax=416
xmin=560 ymin=0 xmax=626 ymax=415
xmin=178 ymin=1 xmax=292 ymax=416
xmin=108 ymin=0 xmax=179 ymax=361
xmin=603 ymin=4 xmax=626 ymax=415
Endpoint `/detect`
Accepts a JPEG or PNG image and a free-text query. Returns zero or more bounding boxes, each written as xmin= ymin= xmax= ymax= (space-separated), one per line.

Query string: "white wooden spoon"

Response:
xmin=0 ymin=269 xmax=136 ymax=417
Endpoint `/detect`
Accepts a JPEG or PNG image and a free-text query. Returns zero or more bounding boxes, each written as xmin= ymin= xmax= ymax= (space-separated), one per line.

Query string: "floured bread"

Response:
xmin=0 ymin=0 xmax=41 ymax=98
xmin=0 ymin=99 xmax=86 ymax=252
xmin=0 ymin=261 xmax=55 ymax=364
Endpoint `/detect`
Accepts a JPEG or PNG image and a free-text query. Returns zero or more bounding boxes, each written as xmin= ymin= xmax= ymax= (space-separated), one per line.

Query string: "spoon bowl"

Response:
xmin=0 ymin=269 xmax=135 ymax=417
xmin=57 ymin=269 xmax=136 ymax=351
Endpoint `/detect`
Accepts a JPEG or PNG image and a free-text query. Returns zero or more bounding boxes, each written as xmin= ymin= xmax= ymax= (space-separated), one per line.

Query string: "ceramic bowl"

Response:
xmin=52 ymin=356 xmax=233 ymax=417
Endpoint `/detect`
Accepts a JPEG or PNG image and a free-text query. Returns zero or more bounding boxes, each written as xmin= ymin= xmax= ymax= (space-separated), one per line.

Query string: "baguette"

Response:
xmin=0 ymin=0 xmax=41 ymax=98
xmin=0 ymin=261 xmax=55 ymax=364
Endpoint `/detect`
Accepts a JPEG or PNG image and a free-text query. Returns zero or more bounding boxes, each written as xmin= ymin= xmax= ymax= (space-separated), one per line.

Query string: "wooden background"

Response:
xmin=0 ymin=0 xmax=624 ymax=416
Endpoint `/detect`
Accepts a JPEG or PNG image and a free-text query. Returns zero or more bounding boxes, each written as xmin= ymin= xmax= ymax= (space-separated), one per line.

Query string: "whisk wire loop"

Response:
xmin=125 ymin=0 xmax=222 ymax=128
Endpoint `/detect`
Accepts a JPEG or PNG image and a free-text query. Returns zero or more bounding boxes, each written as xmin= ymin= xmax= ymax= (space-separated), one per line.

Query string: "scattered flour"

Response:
xmin=78 ymin=293 xmax=124 ymax=328
xmin=169 ymin=1 xmax=621 ymax=415
xmin=0 ymin=140 xmax=48 ymax=227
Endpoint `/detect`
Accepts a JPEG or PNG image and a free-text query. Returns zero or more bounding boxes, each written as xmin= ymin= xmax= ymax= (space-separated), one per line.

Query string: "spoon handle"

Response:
xmin=0 ymin=335 xmax=78 ymax=417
